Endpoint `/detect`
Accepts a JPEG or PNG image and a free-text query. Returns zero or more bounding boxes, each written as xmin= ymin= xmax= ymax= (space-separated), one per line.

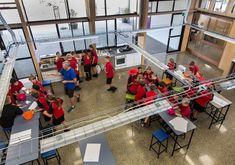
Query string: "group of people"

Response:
xmin=0 ymin=76 xmax=65 ymax=130
xmin=125 ymin=59 xmax=212 ymax=126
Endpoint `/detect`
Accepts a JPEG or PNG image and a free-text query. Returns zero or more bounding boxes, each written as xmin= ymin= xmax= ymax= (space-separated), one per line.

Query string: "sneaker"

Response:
xmin=67 ymin=106 xmax=75 ymax=113
xmin=76 ymin=86 xmax=82 ymax=91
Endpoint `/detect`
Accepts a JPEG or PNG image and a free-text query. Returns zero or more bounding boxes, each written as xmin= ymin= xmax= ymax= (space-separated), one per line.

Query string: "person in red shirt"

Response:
xmin=127 ymin=77 xmax=140 ymax=95
xmin=31 ymin=91 xmax=51 ymax=122
xmin=55 ymin=52 xmax=64 ymax=72
xmin=7 ymin=86 xmax=16 ymax=105
xmin=82 ymin=50 xmax=92 ymax=81
xmin=189 ymin=61 xmax=200 ymax=75
xmin=135 ymin=80 xmax=146 ymax=104
xmin=89 ymin=44 xmax=99 ymax=78
xmin=10 ymin=78 xmax=24 ymax=94
xmin=143 ymin=66 xmax=154 ymax=85
xmin=191 ymin=90 xmax=213 ymax=121
xmin=176 ymin=98 xmax=191 ymax=118
xmin=105 ymin=56 xmax=117 ymax=92
xmin=28 ymin=74 xmax=47 ymax=94
xmin=142 ymin=85 xmax=157 ymax=127
xmin=157 ymin=82 xmax=169 ymax=96
xmin=166 ymin=58 xmax=176 ymax=80
xmin=45 ymin=95 xmax=65 ymax=126
xmin=137 ymin=66 xmax=143 ymax=78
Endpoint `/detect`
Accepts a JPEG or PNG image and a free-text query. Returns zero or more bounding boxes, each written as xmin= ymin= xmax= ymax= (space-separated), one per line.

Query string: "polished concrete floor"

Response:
xmin=4 ymin=52 xmax=235 ymax=165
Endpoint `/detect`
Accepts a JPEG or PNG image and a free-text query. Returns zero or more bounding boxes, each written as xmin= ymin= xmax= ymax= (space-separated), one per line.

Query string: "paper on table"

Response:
xmin=212 ymin=95 xmax=228 ymax=107
xmin=28 ymin=101 xmax=38 ymax=110
xmin=10 ymin=129 xmax=32 ymax=145
xmin=169 ymin=117 xmax=188 ymax=133
xmin=83 ymin=143 xmax=101 ymax=162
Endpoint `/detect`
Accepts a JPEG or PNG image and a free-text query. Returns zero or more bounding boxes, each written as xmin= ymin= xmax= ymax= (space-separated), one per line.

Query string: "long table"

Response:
xmin=158 ymin=111 xmax=196 ymax=156
xmin=5 ymin=95 xmax=40 ymax=165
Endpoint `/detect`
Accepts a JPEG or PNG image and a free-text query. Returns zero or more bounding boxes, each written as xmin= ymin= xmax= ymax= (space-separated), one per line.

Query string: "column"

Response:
xmin=138 ymin=0 xmax=149 ymax=65
xmin=15 ymin=0 xmax=43 ymax=81
xmin=86 ymin=0 xmax=96 ymax=34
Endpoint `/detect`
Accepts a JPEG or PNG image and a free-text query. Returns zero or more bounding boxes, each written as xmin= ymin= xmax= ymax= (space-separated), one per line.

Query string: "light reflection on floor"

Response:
xmin=199 ymin=154 xmax=214 ymax=165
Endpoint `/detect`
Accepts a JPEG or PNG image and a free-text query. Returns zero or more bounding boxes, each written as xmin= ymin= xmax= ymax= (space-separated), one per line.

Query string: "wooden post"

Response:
xmin=86 ymin=0 xmax=96 ymax=34
xmin=15 ymin=0 xmax=43 ymax=81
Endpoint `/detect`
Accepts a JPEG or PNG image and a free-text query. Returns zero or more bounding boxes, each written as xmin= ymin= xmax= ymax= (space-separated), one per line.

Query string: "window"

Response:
xmin=0 ymin=9 xmax=21 ymax=24
xmin=71 ymin=22 xmax=86 ymax=51
xmin=67 ymin=0 xmax=87 ymax=18
xmin=107 ymin=20 xmax=115 ymax=46
xmin=199 ymin=0 xmax=210 ymax=9
xmin=158 ymin=1 xmax=174 ymax=12
xmin=106 ymin=0 xmax=137 ymax=15
xmin=22 ymin=0 xmax=68 ymax=21
xmin=214 ymin=0 xmax=229 ymax=12
xmin=149 ymin=14 xmax=172 ymax=28
xmin=30 ymin=25 xmax=60 ymax=56
xmin=95 ymin=21 xmax=108 ymax=48
xmin=14 ymin=58 xmax=36 ymax=78
xmin=96 ymin=0 xmax=106 ymax=16
xmin=174 ymin=0 xmax=188 ymax=11
xmin=58 ymin=24 xmax=75 ymax=52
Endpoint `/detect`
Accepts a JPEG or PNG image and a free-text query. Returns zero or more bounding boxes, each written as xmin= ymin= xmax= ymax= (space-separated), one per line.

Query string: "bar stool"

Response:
xmin=149 ymin=128 xmax=169 ymax=158
xmin=2 ymin=127 xmax=11 ymax=140
xmin=42 ymin=80 xmax=54 ymax=94
xmin=41 ymin=149 xmax=61 ymax=165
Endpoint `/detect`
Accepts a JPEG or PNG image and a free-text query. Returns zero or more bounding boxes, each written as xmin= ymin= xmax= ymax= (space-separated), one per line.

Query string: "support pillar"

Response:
xmin=15 ymin=0 xmax=43 ymax=81
xmin=86 ymin=0 xmax=96 ymax=34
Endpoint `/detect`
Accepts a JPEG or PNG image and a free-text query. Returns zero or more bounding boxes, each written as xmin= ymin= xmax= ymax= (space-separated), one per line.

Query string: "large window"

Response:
xmin=67 ymin=0 xmax=87 ymax=18
xmin=199 ymin=0 xmax=210 ymax=9
xmin=0 ymin=9 xmax=21 ymax=24
xmin=95 ymin=0 xmax=138 ymax=16
xmin=213 ymin=0 xmax=229 ymax=12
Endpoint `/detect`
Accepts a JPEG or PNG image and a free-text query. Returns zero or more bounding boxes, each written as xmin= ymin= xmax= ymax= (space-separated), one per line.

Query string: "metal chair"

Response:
xmin=41 ymin=149 xmax=61 ymax=165
xmin=149 ymin=128 xmax=169 ymax=158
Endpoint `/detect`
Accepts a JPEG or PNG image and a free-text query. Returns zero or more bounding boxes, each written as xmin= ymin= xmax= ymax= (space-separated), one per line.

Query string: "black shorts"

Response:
xmin=65 ymin=88 xmax=75 ymax=98
xmin=106 ymin=78 xmax=113 ymax=84
xmin=84 ymin=64 xmax=91 ymax=72
xmin=53 ymin=115 xmax=65 ymax=126
xmin=193 ymin=102 xmax=205 ymax=112
xmin=91 ymin=63 xmax=97 ymax=67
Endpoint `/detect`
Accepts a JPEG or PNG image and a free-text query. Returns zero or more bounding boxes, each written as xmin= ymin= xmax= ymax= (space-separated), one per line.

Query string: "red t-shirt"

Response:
xmin=38 ymin=97 xmax=49 ymax=111
xmin=128 ymin=81 xmax=139 ymax=94
xmin=34 ymin=80 xmax=46 ymax=94
xmin=143 ymin=71 xmax=153 ymax=84
xmin=11 ymin=81 xmax=24 ymax=94
xmin=91 ymin=50 xmax=98 ymax=64
xmin=55 ymin=57 xmax=64 ymax=72
xmin=195 ymin=91 xmax=213 ymax=107
xmin=69 ymin=59 xmax=79 ymax=75
xmin=179 ymin=104 xmax=191 ymax=118
xmin=135 ymin=85 xmax=146 ymax=101
xmin=158 ymin=86 xmax=169 ymax=96
xmin=189 ymin=65 xmax=200 ymax=75
xmin=105 ymin=62 xmax=114 ymax=78
xmin=7 ymin=90 xmax=16 ymax=104
xmin=83 ymin=54 xmax=91 ymax=65
xmin=145 ymin=91 xmax=157 ymax=105
xmin=168 ymin=62 xmax=175 ymax=70
xmin=50 ymin=99 xmax=64 ymax=119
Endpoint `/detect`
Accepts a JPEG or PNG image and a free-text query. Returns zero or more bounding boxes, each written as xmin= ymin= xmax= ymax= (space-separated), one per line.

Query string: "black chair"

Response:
xmin=41 ymin=149 xmax=61 ymax=165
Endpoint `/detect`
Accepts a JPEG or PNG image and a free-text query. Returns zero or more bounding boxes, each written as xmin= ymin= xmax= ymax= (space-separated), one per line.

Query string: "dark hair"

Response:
xmin=47 ymin=95 xmax=62 ymax=107
xmin=150 ymin=84 xmax=156 ymax=91
xmin=190 ymin=61 xmax=195 ymax=65
xmin=158 ymin=82 xmax=166 ymax=88
xmin=71 ymin=51 xmax=76 ymax=55
xmin=140 ymin=80 xmax=145 ymax=86
xmin=31 ymin=91 xmax=39 ymax=99
xmin=32 ymin=84 xmax=40 ymax=91
xmin=56 ymin=52 xmax=60 ymax=55
xmin=10 ymin=78 xmax=17 ymax=84
xmin=105 ymin=56 xmax=111 ymax=60
xmin=138 ymin=66 xmax=142 ymax=70
xmin=28 ymin=74 xmax=36 ymax=81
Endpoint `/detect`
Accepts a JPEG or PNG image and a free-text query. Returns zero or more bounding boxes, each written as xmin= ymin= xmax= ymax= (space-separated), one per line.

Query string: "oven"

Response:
xmin=115 ymin=55 xmax=127 ymax=68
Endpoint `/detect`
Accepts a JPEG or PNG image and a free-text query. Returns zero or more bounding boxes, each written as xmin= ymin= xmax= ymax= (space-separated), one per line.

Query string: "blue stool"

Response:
xmin=41 ymin=149 xmax=61 ymax=165
xmin=149 ymin=128 xmax=169 ymax=158
xmin=42 ymin=80 xmax=54 ymax=94
xmin=2 ymin=127 xmax=11 ymax=140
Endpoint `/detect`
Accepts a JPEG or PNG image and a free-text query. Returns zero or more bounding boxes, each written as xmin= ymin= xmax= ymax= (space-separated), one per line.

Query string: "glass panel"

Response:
xmin=174 ymin=0 xmax=188 ymax=10
xmin=58 ymin=23 xmax=74 ymax=52
xmin=168 ymin=37 xmax=180 ymax=51
xmin=75 ymin=40 xmax=85 ymax=51
xmin=106 ymin=0 xmax=137 ymax=15
xmin=150 ymin=14 xmax=171 ymax=28
xmin=95 ymin=21 xmax=107 ymax=48
xmin=117 ymin=17 xmax=138 ymax=32
xmin=0 ymin=9 xmax=20 ymax=24
xmin=15 ymin=59 xmax=36 ymax=78
xmin=67 ymin=0 xmax=87 ymax=18
xmin=22 ymin=0 xmax=68 ymax=21
xmin=107 ymin=20 xmax=115 ymax=46
xmin=72 ymin=22 xmax=86 ymax=51
xmin=31 ymin=25 xmax=60 ymax=56
xmin=96 ymin=0 xmax=105 ymax=16
xmin=214 ymin=0 xmax=228 ymax=12
xmin=158 ymin=1 xmax=173 ymax=12
xmin=1 ymin=29 xmax=31 ymax=59
xmin=200 ymin=0 xmax=210 ymax=9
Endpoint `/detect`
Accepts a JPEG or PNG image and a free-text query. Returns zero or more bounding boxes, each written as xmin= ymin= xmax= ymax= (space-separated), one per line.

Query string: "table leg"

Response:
xmin=209 ymin=108 xmax=219 ymax=129
xmin=171 ymin=135 xmax=178 ymax=156
xmin=219 ymin=105 xmax=231 ymax=129
xmin=186 ymin=129 xmax=195 ymax=151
